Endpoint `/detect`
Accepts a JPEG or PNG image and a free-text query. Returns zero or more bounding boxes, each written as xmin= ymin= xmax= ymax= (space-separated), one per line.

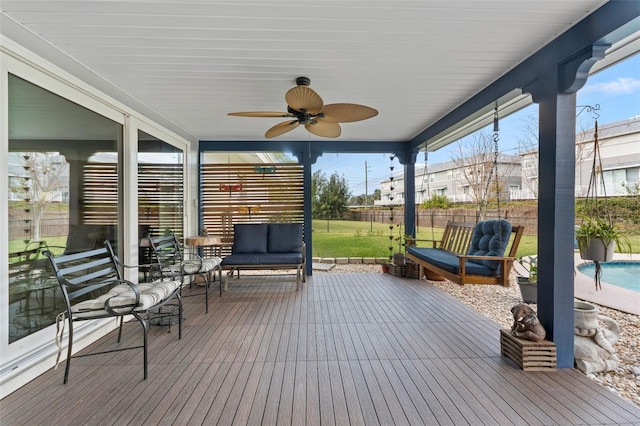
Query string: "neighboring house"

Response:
xmin=377 ymin=155 xmax=522 ymax=206
xmin=377 ymin=116 xmax=640 ymax=206
xmin=518 ymin=116 xmax=640 ymax=199
xmin=576 ymin=116 xmax=640 ymax=197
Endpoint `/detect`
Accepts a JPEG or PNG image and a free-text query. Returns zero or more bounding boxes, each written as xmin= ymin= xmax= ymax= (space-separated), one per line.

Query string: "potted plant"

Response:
xmin=575 ymin=216 xmax=631 ymax=262
xmin=515 ymin=255 xmax=537 ymax=304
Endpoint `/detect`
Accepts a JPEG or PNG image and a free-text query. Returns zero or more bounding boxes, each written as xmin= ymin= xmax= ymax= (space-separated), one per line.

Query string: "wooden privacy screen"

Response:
xmin=201 ymin=163 xmax=304 ymax=252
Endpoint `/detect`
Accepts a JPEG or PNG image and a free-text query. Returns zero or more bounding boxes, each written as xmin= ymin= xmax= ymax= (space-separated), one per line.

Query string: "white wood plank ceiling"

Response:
xmin=1 ymin=1 xmax=608 ymax=142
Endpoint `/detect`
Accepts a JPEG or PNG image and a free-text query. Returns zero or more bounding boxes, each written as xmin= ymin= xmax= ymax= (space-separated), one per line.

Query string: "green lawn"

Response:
xmin=10 ymin=221 xmax=638 ymax=261
xmin=311 ymin=219 xmax=639 ymax=259
xmin=8 ymin=237 xmax=67 ymax=258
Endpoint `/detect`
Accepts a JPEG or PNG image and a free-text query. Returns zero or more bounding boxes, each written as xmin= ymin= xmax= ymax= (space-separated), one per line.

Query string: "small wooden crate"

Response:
xmin=500 ymin=329 xmax=556 ymax=371
xmin=389 ymin=263 xmax=406 ymax=277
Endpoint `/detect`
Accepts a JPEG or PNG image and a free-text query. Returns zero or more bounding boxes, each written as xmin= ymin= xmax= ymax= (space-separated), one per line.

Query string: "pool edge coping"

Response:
xmin=574 ymin=252 xmax=640 ymax=315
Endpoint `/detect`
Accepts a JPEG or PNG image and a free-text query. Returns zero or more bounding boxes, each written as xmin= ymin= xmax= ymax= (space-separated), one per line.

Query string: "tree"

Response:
xmin=517 ymin=113 xmax=595 ymax=198
xmin=349 ymin=194 xmax=366 ymax=206
xmin=451 ymin=131 xmax=517 ymax=220
xmin=349 ymin=189 xmax=380 ymax=206
xmin=312 ymin=170 xmax=350 ymax=219
xmin=311 ymin=170 xmax=327 ymax=216
xmin=9 ymin=152 xmax=67 ymax=242
xmin=516 ymin=114 xmax=540 ymax=198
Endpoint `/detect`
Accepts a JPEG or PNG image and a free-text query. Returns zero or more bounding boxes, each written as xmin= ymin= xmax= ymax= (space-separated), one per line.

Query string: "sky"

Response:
xmin=313 ymin=53 xmax=640 ymax=196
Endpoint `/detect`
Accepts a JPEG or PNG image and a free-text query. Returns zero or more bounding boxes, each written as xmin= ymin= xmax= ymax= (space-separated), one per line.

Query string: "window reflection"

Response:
xmin=7 ymin=74 xmax=123 ymax=343
xmin=137 ymin=131 xmax=184 ymax=263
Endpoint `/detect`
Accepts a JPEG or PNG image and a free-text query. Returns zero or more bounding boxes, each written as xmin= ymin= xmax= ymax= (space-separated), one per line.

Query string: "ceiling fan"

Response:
xmin=228 ymin=77 xmax=378 ymax=138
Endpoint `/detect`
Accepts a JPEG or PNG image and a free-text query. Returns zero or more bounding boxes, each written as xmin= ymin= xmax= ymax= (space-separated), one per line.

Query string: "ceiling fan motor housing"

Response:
xmin=287 ymin=105 xmax=323 ymax=123
xmin=295 ymin=76 xmax=311 ymax=86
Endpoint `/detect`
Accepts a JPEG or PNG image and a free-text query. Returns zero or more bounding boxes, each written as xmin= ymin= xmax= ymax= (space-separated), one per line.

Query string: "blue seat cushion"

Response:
xmin=232 ymin=224 xmax=268 ymax=254
xmin=466 ymin=219 xmax=512 ymax=270
xmin=268 ymin=223 xmax=303 ymax=253
xmin=222 ymin=253 xmax=303 ymax=266
xmin=407 ymin=247 xmax=498 ymax=276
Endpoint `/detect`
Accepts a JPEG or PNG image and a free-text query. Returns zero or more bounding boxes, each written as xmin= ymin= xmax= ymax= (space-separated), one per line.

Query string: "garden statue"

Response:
xmin=574 ymin=301 xmax=620 ymax=374
xmin=510 ymin=304 xmax=546 ymax=342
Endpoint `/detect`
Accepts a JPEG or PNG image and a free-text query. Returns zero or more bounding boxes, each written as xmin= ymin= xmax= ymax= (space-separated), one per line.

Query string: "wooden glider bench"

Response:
xmin=221 ymin=223 xmax=306 ymax=291
xmin=406 ymin=219 xmax=524 ymax=286
xmin=44 ymin=241 xmax=182 ymax=384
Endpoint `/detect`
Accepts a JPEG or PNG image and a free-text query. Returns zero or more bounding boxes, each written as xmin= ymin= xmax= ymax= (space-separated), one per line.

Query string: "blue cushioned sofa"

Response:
xmin=221 ymin=223 xmax=306 ymax=290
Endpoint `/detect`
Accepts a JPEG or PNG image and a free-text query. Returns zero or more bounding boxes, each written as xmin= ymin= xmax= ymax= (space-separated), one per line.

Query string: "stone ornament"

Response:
xmin=510 ymin=304 xmax=546 ymax=342
xmin=574 ymin=301 xmax=620 ymax=374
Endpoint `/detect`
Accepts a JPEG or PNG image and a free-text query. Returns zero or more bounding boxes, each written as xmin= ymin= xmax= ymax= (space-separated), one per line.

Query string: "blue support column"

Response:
xmin=524 ymin=44 xmax=605 ymax=368
xmin=396 ymin=151 xmax=418 ymax=237
xmin=403 ymin=162 xmax=416 ymax=238
xmin=536 ymin=92 xmax=577 ymax=368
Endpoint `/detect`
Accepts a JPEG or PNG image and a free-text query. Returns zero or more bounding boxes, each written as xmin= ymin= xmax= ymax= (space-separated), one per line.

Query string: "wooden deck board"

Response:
xmin=419 ymin=358 xmax=488 ymax=425
xmin=245 ymin=361 xmax=275 ymax=425
xmin=262 ymin=360 xmax=286 ymax=424
xmin=462 ymin=357 xmax=552 ymax=425
xmin=481 ymin=356 xmax=587 ymax=424
xmin=378 ymin=359 xmax=425 ymax=425
xmin=396 ymin=359 xmax=453 ymax=425
xmin=291 ymin=361 xmax=307 ymax=426
xmin=2 ymin=272 xmax=640 ymax=425
xmin=358 ymin=359 xmax=397 ymax=425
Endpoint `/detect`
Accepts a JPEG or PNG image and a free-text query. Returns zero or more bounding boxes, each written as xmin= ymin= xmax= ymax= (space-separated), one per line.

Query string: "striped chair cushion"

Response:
xmin=182 ymin=256 xmax=221 ymax=274
xmin=71 ymin=280 xmax=181 ymax=318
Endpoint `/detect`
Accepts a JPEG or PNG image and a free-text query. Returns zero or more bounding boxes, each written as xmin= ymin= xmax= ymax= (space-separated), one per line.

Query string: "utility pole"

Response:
xmin=365 ymin=161 xmax=368 ymax=208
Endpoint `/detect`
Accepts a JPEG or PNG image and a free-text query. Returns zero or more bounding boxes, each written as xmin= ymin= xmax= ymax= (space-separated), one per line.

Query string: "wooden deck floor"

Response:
xmin=3 ymin=273 xmax=640 ymax=425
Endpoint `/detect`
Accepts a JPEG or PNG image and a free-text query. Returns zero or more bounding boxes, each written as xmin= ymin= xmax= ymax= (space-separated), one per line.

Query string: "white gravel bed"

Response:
xmin=318 ymin=263 xmax=640 ymax=408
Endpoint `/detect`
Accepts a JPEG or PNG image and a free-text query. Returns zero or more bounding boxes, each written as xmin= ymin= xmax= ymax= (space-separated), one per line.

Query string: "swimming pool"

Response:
xmin=577 ymin=261 xmax=640 ymax=292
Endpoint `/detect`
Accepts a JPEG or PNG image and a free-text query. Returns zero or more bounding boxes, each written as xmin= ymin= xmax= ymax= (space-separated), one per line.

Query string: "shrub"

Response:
xmin=420 ymin=194 xmax=452 ymax=209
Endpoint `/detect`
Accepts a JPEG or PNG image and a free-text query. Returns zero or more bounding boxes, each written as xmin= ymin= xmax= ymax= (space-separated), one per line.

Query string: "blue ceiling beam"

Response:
xmin=199 ymin=139 xmax=405 ymax=163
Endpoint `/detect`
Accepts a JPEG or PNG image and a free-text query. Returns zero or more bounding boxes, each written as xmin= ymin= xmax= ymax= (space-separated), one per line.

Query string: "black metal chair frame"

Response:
xmin=44 ymin=241 xmax=182 ymax=384
xmin=147 ymin=232 xmax=222 ymax=313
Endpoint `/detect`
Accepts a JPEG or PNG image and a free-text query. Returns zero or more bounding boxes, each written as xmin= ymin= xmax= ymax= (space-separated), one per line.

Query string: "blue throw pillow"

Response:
xmin=232 ymin=224 xmax=268 ymax=254
xmin=268 ymin=223 xmax=303 ymax=253
xmin=467 ymin=219 xmax=512 ymax=270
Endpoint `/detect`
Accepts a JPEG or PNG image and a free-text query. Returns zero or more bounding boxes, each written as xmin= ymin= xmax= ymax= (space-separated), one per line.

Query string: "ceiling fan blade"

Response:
xmin=321 ymin=103 xmax=378 ymax=123
xmin=265 ymin=120 xmax=300 ymax=138
xmin=285 ymin=86 xmax=324 ymax=114
xmin=305 ymin=119 xmax=341 ymax=138
xmin=228 ymin=111 xmax=293 ymax=118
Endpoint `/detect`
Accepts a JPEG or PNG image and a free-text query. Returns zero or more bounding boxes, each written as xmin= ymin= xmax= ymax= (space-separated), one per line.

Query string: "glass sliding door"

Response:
xmin=137 ymin=131 xmax=184 ymax=253
xmin=6 ymin=74 xmax=123 ymax=343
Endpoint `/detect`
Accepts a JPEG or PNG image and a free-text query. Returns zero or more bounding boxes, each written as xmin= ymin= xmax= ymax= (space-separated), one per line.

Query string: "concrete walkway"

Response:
xmin=574 ymin=252 xmax=640 ymax=315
